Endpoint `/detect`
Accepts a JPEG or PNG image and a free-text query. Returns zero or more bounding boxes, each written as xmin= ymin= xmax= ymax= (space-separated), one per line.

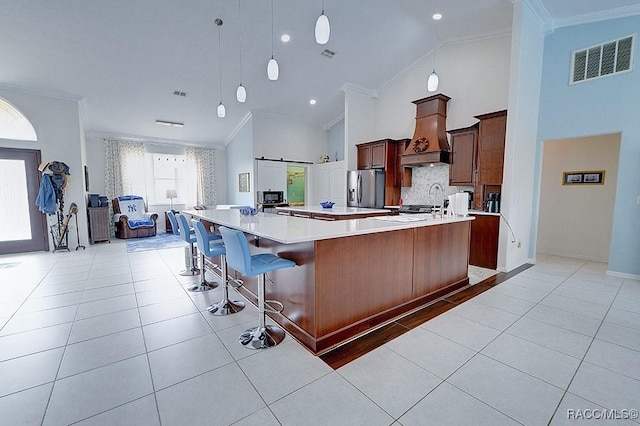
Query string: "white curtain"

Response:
xmin=186 ymin=147 xmax=217 ymax=207
xmin=104 ymin=139 xmax=147 ymax=234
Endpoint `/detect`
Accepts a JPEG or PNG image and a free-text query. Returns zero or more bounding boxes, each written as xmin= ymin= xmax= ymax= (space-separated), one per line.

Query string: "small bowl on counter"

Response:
xmin=239 ymin=207 xmax=258 ymax=216
xmin=320 ymin=201 xmax=335 ymax=209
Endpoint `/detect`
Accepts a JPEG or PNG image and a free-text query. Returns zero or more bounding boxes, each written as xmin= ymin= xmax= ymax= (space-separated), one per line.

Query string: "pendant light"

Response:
xmin=427 ymin=53 xmax=439 ymax=92
xmin=215 ymin=18 xmax=226 ymax=117
xmin=267 ymin=0 xmax=279 ymax=80
xmin=427 ymin=70 xmax=439 ymax=92
xmin=236 ymin=0 xmax=247 ymax=102
xmin=315 ymin=0 xmax=330 ymax=45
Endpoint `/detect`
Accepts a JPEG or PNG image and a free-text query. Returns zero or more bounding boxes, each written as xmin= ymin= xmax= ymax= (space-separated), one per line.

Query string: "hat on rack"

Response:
xmin=38 ymin=161 xmax=49 ymax=172
xmin=48 ymin=161 xmax=70 ymax=175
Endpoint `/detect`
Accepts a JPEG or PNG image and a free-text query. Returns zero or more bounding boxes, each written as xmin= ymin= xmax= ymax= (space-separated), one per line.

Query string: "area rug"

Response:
xmin=126 ymin=233 xmax=185 ymax=253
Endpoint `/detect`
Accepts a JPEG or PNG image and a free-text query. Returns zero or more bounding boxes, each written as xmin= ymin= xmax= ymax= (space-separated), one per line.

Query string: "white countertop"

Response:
xmin=185 ymin=208 xmax=474 ymax=244
xmin=468 ymin=210 xmax=501 ymax=217
xmin=275 ymin=205 xmax=390 ymax=215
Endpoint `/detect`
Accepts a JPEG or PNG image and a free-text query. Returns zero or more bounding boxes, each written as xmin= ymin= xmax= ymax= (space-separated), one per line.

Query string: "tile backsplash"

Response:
xmin=400 ymin=163 xmax=472 ymax=205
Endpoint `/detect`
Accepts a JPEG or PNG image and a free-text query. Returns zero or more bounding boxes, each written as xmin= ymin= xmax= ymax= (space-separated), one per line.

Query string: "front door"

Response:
xmin=0 ymin=147 xmax=48 ymax=254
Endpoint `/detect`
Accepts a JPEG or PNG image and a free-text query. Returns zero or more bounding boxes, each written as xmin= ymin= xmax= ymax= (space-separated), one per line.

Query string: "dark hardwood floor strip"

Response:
xmin=319 ymin=263 xmax=534 ymax=369
xmin=319 ymin=323 xmax=410 ymax=369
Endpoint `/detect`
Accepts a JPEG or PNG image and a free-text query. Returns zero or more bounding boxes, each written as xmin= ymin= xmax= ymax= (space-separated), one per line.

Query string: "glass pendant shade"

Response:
xmin=217 ymin=102 xmax=226 ymax=118
xmin=267 ymin=57 xmax=279 ymax=81
xmin=427 ymin=69 xmax=439 ymax=92
xmin=315 ymin=13 xmax=330 ymax=44
xmin=236 ymin=84 xmax=246 ymax=102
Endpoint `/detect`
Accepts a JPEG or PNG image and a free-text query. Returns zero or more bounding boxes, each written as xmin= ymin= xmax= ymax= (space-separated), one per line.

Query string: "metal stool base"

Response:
xmin=239 ymin=325 xmax=285 ymax=349
xmin=179 ymin=268 xmax=200 ymax=276
xmin=207 ymin=299 xmax=245 ymax=316
xmin=187 ymin=281 xmax=218 ymax=292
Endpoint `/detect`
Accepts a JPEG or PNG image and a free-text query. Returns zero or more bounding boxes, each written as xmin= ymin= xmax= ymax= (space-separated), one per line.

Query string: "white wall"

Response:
xmin=537 ymin=134 xmax=619 ymax=261
xmin=0 ymin=86 xmax=89 ymax=248
xmin=499 ymin=0 xmax=545 ymax=271
xmin=374 ymin=36 xmax=512 ymax=141
xmin=225 ymin=116 xmax=255 ymax=206
xmin=344 ymin=88 xmax=377 ymax=170
xmin=252 ymin=114 xmax=327 ymax=163
xmin=328 ymin=118 xmax=345 ymax=162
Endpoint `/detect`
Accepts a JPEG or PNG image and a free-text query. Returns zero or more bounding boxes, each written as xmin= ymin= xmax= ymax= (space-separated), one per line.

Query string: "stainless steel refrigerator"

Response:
xmin=347 ymin=170 xmax=385 ymax=208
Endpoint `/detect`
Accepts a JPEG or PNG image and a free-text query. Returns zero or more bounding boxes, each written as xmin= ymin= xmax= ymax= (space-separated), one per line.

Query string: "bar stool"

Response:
xmin=219 ymin=226 xmax=295 ymax=349
xmin=176 ymin=214 xmax=219 ymax=292
xmin=167 ymin=211 xmax=194 ymax=276
xmin=192 ymin=220 xmax=245 ymax=315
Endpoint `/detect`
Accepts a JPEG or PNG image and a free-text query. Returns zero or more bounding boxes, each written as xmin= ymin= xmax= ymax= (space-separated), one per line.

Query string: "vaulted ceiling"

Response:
xmin=1 ymin=0 xmax=638 ymax=146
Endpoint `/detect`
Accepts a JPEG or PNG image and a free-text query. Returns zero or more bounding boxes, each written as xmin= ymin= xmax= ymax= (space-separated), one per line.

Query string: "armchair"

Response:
xmin=112 ymin=195 xmax=158 ymax=239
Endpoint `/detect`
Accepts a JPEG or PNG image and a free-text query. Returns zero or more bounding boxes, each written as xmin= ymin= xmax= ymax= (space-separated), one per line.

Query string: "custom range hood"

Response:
xmin=400 ymin=93 xmax=451 ymax=166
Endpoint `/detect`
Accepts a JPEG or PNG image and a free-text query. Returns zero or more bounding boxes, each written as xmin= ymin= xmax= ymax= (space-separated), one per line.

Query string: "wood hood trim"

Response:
xmin=401 ymin=93 xmax=451 ymax=166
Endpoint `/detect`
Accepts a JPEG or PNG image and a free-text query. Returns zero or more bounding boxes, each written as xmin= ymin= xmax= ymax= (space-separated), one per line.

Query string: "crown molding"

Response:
xmin=0 ymin=83 xmax=83 ymax=102
xmin=521 ymin=0 xmax=554 ymax=34
xmin=378 ymin=32 xmax=511 ymax=95
xmin=340 ymin=83 xmax=378 ymax=98
xmin=553 ymin=4 xmax=640 ymax=29
xmin=224 ymin=112 xmax=253 ymax=146
xmin=325 ymin=113 xmax=345 ymax=130
xmin=86 ymin=130 xmax=222 ymax=149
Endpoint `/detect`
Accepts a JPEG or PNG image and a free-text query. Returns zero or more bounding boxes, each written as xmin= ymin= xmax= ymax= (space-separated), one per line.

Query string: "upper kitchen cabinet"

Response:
xmin=357 ymin=140 xmax=386 ymax=169
xmin=256 ymin=160 xmax=287 ymax=193
xmin=312 ymin=160 xmax=346 ymax=206
xmin=475 ymin=110 xmax=507 ymax=186
xmin=356 ymin=138 xmax=409 ymax=205
xmin=448 ymin=124 xmax=479 ymax=186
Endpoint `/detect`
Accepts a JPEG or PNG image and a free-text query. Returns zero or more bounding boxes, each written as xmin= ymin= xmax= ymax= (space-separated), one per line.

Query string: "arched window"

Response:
xmin=0 ymin=97 xmax=37 ymax=141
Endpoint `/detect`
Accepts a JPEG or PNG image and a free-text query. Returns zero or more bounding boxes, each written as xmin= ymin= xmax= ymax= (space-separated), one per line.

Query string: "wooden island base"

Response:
xmin=221 ymin=220 xmax=471 ymax=354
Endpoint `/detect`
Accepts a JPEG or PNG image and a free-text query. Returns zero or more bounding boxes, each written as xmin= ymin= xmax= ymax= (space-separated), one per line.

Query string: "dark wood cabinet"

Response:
xmin=476 ymin=110 xmax=507 ymax=186
xmin=87 ymin=207 xmax=110 ymax=244
xmin=356 ymin=138 xmax=409 ymax=206
xmin=469 ymin=213 xmax=499 ymax=270
xmin=357 ymin=141 xmax=386 ymax=169
xmin=448 ymin=124 xmax=478 ymax=186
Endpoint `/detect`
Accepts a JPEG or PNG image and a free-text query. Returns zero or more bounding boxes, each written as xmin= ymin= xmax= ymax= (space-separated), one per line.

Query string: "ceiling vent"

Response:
xmin=173 ymin=90 xmax=187 ymax=97
xmin=321 ymin=49 xmax=335 ymax=58
xmin=571 ymin=35 xmax=634 ymax=84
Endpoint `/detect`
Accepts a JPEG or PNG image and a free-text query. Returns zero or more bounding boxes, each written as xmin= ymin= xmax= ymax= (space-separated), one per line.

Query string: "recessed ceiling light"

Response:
xmin=156 ymin=120 xmax=184 ymax=127
xmin=281 ymin=34 xmax=291 ymax=43
xmin=309 ymin=99 xmax=317 ymax=105
xmin=432 ymin=13 xmax=442 ymax=20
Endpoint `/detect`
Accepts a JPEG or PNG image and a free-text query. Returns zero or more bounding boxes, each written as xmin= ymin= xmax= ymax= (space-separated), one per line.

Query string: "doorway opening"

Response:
xmin=536 ymin=133 xmax=620 ymax=262
xmin=287 ymin=166 xmax=306 ymax=206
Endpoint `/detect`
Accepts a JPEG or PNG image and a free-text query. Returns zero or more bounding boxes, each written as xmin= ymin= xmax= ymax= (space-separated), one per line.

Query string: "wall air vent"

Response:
xmin=571 ymin=35 xmax=634 ymax=84
xmin=173 ymin=90 xmax=187 ymax=97
xmin=321 ymin=49 xmax=335 ymax=58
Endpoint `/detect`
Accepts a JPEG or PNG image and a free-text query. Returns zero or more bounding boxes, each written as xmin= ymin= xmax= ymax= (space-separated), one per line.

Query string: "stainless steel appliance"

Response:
xmin=257 ymin=190 xmax=284 ymax=204
xmin=398 ymin=205 xmax=433 ymax=214
xmin=257 ymin=190 xmax=287 ymax=213
xmin=347 ymin=170 xmax=385 ymax=208
xmin=486 ymin=192 xmax=500 ymax=213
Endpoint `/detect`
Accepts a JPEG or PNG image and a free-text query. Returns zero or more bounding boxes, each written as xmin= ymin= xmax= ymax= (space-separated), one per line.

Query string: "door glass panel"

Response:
xmin=0 ymin=159 xmax=32 ymax=241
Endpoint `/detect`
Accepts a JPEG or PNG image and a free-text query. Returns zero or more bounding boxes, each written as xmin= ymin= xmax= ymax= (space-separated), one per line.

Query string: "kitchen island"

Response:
xmin=275 ymin=205 xmax=392 ymax=220
xmin=186 ymin=208 xmax=473 ymax=354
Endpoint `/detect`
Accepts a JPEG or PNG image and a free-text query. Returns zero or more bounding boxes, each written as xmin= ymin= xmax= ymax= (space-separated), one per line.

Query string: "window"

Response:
xmin=0 ymin=97 xmax=37 ymax=141
xmin=148 ymin=153 xmax=188 ymax=205
xmin=571 ymin=35 xmax=634 ymax=84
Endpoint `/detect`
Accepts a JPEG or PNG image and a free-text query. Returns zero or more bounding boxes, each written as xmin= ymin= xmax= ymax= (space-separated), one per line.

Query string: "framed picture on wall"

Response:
xmin=239 ymin=172 xmax=250 ymax=192
xmin=563 ymin=170 xmax=605 ymax=185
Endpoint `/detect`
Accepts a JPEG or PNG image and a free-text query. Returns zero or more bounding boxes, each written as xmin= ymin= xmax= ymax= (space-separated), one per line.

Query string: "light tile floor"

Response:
xmin=0 ymin=243 xmax=639 ymax=425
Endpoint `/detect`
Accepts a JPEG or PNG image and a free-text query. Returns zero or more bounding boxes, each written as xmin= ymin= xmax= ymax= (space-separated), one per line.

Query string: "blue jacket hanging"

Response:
xmin=36 ymin=174 xmax=57 ymax=215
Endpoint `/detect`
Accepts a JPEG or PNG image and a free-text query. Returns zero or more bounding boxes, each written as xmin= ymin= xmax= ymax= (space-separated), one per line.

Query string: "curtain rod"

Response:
xmin=255 ymin=157 xmax=313 ymax=164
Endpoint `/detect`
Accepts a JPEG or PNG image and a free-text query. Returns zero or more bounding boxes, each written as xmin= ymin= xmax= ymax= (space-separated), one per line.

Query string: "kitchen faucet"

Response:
xmin=428 ymin=183 xmax=444 ymax=218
